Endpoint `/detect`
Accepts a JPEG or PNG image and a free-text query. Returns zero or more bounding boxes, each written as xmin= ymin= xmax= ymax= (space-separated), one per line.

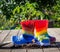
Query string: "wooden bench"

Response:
xmin=0 ymin=28 xmax=60 ymax=52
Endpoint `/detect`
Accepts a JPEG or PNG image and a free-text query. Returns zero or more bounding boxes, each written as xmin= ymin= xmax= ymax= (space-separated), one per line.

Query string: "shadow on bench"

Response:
xmin=0 ymin=42 xmax=60 ymax=49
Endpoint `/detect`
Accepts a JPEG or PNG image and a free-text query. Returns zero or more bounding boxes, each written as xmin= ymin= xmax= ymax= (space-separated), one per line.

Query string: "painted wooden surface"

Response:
xmin=0 ymin=28 xmax=60 ymax=52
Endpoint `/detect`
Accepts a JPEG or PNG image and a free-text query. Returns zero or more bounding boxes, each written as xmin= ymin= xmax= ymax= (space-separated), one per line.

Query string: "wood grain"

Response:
xmin=43 ymin=28 xmax=60 ymax=52
xmin=50 ymin=28 xmax=60 ymax=50
xmin=2 ymin=30 xmax=19 ymax=47
xmin=11 ymin=49 xmax=26 ymax=52
xmin=43 ymin=48 xmax=60 ymax=52
xmin=28 ymin=49 xmax=43 ymax=52
xmin=0 ymin=30 xmax=10 ymax=44
xmin=0 ymin=30 xmax=3 ymax=33
xmin=0 ymin=49 xmax=10 ymax=52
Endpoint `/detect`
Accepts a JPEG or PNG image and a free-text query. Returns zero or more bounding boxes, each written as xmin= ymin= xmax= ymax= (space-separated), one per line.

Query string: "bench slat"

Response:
xmin=43 ymin=28 xmax=60 ymax=52
xmin=12 ymin=49 xmax=26 ymax=52
xmin=0 ymin=49 xmax=10 ymax=52
xmin=2 ymin=30 xmax=19 ymax=47
xmin=28 ymin=49 xmax=43 ymax=52
xmin=0 ymin=30 xmax=3 ymax=33
xmin=0 ymin=30 xmax=10 ymax=44
xmin=51 ymin=28 xmax=60 ymax=50
xmin=43 ymin=48 xmax=60 ymax=52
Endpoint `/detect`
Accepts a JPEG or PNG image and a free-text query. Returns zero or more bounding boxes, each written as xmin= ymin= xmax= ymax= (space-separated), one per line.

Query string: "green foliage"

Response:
xmin=12 ymin=2 xmax=44 ymax=21
xmin=0 ymin=14 xmax=15 ymax=30
xmin=0 ymin=0 xmax=60 ymax=30
xmin=0 ymin=14 xmax=6 ymax=30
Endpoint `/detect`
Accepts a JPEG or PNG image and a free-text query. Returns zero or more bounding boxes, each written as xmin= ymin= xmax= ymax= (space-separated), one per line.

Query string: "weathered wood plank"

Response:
xmin=0 ymin=30 xmax=3 ymax=33
xmin=11 ymin=49 xmax=26 ymax=52
xmin=48 ymin=28 xmax=60 ymax=42
xmin=18 ymin=29 xmax=23 ymax=36
xmin=3 ymin=30 xmax=19 ymax=42
xmin=2 ymin=30 xmax=19 ymax=47
xmin=28 ymin=49 xmax=43 ymax=52
xmin=48 ymin=28 xmax=60 ymax=51
xmin=11 ymin=30 xmax=26 ymax=52
xmin=43 ymin=28 xmax=60 ymax=52
xmin=51 ymin=28 xmax=60 ymax=50
xmin=43 ymin=48 xmax=60 ymax=52
xmin=0 ymin=30 xmax=10 ymax=44
xmin=0 ymin=49 xmax=10 ymax=52
xmin=11 ymin=30 xmax=23 ymax=48
xmin=0 ymin=30 xmax=19 ymax=52
xmin=0 ymin=30 xmax=11 ymax=52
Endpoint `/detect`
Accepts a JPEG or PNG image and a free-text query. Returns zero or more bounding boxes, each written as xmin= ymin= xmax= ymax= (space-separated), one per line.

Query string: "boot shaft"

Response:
xmin=20 ymin=20 xmax=48 ymax=36
xmin=34 ymin=20 xmax=48 ymax=37
xmin=20 ymin=20 xmax=35 ymax=35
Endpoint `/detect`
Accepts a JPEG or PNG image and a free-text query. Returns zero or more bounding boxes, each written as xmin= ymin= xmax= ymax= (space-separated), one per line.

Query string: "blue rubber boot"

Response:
xmin=12 ymin=34 xmax=38 ymax=45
